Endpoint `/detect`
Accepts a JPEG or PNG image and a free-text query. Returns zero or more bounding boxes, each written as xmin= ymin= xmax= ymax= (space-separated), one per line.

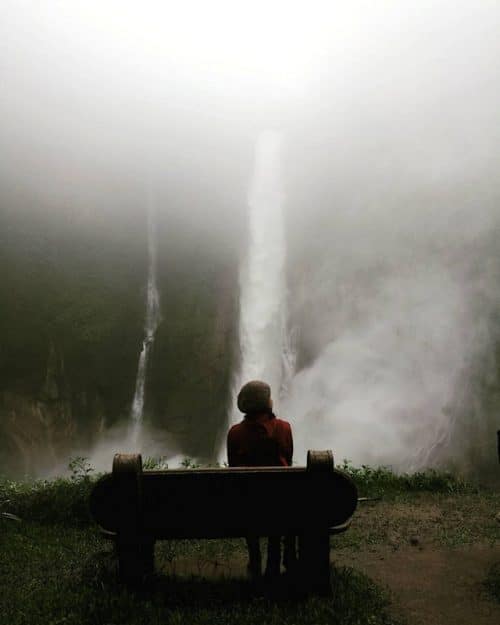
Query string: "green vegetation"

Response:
xmin=2 ymin=461 xmax=499 ymax=625
xmin=338 ymin=461 xmax=474 ymax=498
xmin=0 ymin=520 xmax=399 ymax=625
xmin=485 ymin=562 xmax=500 ymax=603
xmin=335 ymin=491 xmax=500 ymax=551
xmin=0 ymin=475 xmax=93 ymax=526
xmin=0 ymin=458 xmax=96 ymax=526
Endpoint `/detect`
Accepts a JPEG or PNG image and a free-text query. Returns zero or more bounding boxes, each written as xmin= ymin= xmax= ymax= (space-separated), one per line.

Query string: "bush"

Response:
xmin=338 ymin=461 xmax=473 ymax=497
xmin=0 ymin=457 xmax=96 ymax=526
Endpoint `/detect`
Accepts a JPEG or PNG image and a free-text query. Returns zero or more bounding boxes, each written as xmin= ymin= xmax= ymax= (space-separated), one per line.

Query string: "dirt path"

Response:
xmin=336 ymin=543 xmax=500 ymax=625
xmin=161 ymin=543 xmax=500 ymax=624
xmin=157 ymin=494 xmax=500 ymax=624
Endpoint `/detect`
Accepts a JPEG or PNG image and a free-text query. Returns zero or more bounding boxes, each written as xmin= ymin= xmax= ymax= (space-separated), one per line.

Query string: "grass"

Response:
xmin=338 ymin=461 xmax=474 ymax=499
xmin=0 ymin=470 xmax=95 ymax=527
xmin=1 ymin=459 xmax=496 ymax=625
xmin=335 ymin=491 xmax=500 ymax=551
xmin=484 ymin=562 xmax=500 ymax=603
xmin=0 ymin=521 xmax=401 ymax=625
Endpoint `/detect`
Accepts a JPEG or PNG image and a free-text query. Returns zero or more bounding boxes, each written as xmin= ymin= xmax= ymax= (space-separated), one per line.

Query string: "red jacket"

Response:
xmin=227 ymin=413 xmax=293 ymax=467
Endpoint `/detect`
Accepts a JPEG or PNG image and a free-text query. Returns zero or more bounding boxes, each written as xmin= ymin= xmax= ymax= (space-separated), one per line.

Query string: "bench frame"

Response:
xmin=92 ymin=450 xmax=356 ymax=594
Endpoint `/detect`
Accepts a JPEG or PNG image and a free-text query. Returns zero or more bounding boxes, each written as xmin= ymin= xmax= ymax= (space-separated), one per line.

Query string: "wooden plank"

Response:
xmin=90 ymin=457 xmax=357 ymax=539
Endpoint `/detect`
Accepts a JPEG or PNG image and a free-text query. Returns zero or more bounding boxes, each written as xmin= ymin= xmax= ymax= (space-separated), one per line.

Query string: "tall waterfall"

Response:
xmin=130 ymin=194 xmax=161 ymax=446
xmin=230 ymin=130 xmax=294 ymax=426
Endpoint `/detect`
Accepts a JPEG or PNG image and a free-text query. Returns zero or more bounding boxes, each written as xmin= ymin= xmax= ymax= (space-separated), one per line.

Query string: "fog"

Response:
xmin=1 ymin=1 xmax=499 ymax=476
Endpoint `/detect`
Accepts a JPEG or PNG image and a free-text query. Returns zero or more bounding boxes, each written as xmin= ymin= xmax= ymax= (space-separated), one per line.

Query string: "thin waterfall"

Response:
xmin=281 ymin=317 xmax=297 ymax=398
xmin=130 ymin=192 xmax=161 ymax=447
xmin=229 ymin=130 xmax=294 ymax=428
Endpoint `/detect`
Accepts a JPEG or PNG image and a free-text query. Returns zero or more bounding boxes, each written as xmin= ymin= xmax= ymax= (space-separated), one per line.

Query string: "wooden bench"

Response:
xmin=89 ymin=450 xmax=357 ymax=593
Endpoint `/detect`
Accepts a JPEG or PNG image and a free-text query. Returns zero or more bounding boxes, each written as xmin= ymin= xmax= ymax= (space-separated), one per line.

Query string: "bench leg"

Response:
xmin=299 ymin=528 xmax=331 ymax=595
xmin=117 ymin=535 xmax=155 ymax=586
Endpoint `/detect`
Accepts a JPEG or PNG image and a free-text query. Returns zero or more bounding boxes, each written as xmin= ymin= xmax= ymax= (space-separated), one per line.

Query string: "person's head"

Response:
xmin=237 ymin=380 xmax=273 ymax=415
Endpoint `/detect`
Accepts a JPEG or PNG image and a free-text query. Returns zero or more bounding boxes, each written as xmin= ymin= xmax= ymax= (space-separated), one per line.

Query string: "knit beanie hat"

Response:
xmin=237 ymin=380 xmax=272 ymax=414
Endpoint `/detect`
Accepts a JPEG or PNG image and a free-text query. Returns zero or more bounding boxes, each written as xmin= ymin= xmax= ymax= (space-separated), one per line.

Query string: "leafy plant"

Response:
xmin=338 ymin=460 xmax=473 ymax=497
xmin=68 ymin=457 xmax=94 ymax=481
xmin=143 ymin=456 xmax=169 ymax=470
xmin=0 ymin=473 xmax=95 ymax=526
xmin=180 ymin=457 xmax=201 ymax=469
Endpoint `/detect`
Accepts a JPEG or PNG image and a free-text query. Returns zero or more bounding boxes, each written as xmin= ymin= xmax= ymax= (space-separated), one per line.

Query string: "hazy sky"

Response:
xmin=2 ymin=1 xmax=499 ymax=221
xmin=2 ymin=1 xmax=500 ymax=471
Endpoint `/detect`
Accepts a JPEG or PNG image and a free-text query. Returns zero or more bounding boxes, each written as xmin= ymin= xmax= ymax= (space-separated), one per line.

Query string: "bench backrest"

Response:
xmin=90 ymin=450 xmax=357 ymax=539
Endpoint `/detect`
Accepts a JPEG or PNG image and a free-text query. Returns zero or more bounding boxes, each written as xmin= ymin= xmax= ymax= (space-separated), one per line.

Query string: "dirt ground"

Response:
xmin=336 ymin=543 xmax=500 ymax=625
xmin=158 ymin=493 xmax=500 ymax=624
xmin=331 ymin=494 xmax=500 ymax=624
xmin=165 ymin=543 xmax=500 ymax=625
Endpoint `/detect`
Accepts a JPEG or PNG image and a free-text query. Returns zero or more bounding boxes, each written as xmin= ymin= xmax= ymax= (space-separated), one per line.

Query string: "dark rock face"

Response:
xmin=147 ymin=258 xmax=238 ymax=460
xmin=0 ymin=391 xmax=73 ymax=476
xmin=0 ymin=198 xmax=241 ymax=477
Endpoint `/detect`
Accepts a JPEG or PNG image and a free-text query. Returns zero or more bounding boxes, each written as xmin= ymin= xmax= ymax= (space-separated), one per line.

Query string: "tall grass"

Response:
xmin=338 ymin=461 xmax=473 ymax=497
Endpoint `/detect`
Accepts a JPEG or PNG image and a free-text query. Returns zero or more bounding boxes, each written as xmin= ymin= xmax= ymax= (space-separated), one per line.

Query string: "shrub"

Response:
xmin=338 ymin=461 xmax=473 ymax=497
xmin=0 ymin=457 xmax=96 ymax=526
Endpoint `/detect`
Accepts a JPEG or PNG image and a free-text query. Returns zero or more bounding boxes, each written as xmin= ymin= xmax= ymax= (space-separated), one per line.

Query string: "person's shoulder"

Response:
xmin=228 ymin=421 xmax=244 ymax=435
xmin=274 ymin=416 xmax=292 ymax=430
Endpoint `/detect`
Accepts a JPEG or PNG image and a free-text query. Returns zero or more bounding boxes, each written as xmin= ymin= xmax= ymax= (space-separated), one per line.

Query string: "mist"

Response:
xmin=1 ymin=1 xmax=499 ymax=477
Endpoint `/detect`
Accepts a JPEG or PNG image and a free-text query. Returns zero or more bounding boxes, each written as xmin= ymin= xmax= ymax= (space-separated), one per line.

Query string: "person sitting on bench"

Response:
xmin=227 ymin=380 xmax=297 ymax=580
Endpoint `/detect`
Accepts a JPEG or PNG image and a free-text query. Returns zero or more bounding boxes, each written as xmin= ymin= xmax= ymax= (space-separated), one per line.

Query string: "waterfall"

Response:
xmin=230 ymin=130 xmax=294 ymax=427
xmin=130 ymin=193 xmax=161 ymax=446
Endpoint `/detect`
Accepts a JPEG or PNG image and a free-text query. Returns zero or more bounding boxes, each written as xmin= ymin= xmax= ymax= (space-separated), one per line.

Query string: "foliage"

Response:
xmin=0 ymin=521 xmax=401 ymax=625
xmin=484 ymin=562 xmax=500 ymax=603
xmin=68 ymin=456 xmax=95 ymax=481
xmin=0 ymin=458 xmax=96 ymax=526
xmin=0 ymin=458 xmax=497 ymax=624
xmin=338 ymin=461 xmax=473 ymax=498
xmin=142 ymin=456 xmax=169 ymax=470
xmin=181 ymin=457 xmax=202 ymax=469
xmin=143 ymin=457 xmax=207 ymax=470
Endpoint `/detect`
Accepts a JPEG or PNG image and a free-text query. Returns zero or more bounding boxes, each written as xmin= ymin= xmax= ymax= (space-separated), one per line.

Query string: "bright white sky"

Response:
xmin=2 ymin=1 xmax=499 ymax=108
xmin=0 ymin=2 xmax=454 ymax=98
xmin=43 ymin=0 xmax=336 ymax=93
xmin=1 ymin=0 xmax=499 ymax=197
